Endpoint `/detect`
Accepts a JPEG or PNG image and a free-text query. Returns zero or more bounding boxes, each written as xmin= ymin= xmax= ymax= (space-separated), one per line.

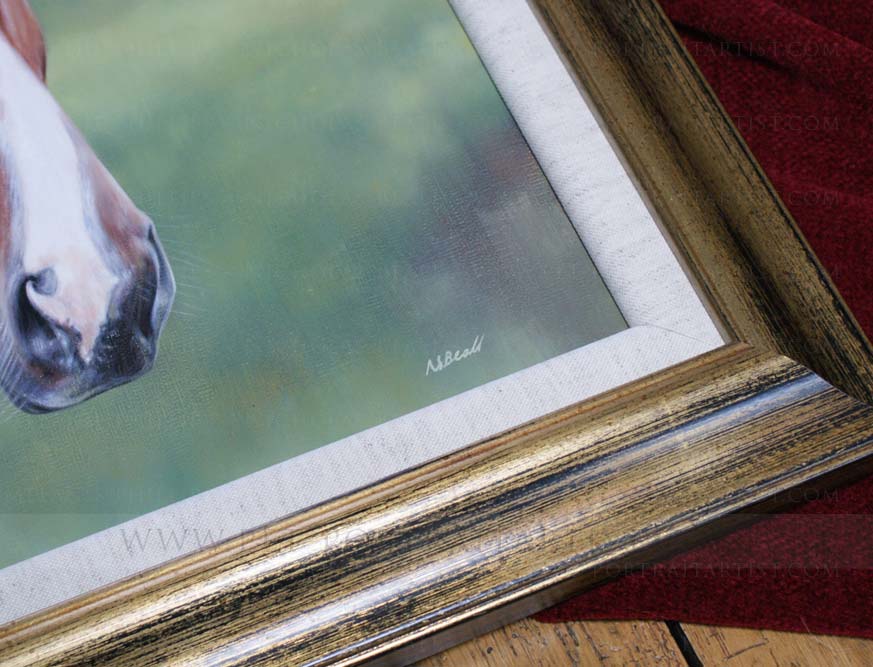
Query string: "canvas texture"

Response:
xmin=0 ymin=0 xmax=723 ymax=623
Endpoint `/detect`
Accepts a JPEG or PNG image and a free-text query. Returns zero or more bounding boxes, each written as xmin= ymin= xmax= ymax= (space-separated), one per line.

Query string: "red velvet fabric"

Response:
xmin=536 ymin=0 xmax=873 ymax=638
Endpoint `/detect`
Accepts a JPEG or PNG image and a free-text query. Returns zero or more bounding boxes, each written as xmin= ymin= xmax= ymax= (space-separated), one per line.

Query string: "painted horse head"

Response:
xmin=0 ymin=0 xmax=174 ymax=414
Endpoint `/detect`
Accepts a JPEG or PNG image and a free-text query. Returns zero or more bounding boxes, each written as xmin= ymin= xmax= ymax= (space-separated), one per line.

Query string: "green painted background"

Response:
xmin=0 ymin=0 xmax=625 ymax=568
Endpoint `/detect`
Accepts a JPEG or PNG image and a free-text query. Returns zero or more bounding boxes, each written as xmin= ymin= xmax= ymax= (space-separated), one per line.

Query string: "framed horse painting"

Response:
xmin=2 ymin=0 xmax=873 ymax=664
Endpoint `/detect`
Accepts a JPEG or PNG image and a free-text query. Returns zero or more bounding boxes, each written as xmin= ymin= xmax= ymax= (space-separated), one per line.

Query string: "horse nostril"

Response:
xmin=132 ymin=266 xmax=158 ymax=341
xmin=29 ymin=268 xmax=58 ymax=296
xmin=14 ymin=274 xmax=79 ymax=373
xmin=18 ymin=274 xmax=55 ymax=334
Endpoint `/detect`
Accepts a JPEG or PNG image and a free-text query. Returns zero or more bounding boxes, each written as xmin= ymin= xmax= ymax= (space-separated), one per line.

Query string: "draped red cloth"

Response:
xmin=536 ymin=0 xmax=873 ymax=638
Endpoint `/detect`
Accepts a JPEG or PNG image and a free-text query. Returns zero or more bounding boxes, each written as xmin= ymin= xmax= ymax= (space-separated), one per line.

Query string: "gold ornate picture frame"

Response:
xmin=3 ymin=0 xmax=873 ymax=665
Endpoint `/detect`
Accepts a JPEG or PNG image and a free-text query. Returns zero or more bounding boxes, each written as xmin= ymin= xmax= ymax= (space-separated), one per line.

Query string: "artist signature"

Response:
xmin=426 ymin=334 xmax=484 ymax=376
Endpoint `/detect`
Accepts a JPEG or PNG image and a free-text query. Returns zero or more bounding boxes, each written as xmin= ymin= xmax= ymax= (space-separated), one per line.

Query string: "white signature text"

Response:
xmin=426 ymin=334 xmax=484 ymax=376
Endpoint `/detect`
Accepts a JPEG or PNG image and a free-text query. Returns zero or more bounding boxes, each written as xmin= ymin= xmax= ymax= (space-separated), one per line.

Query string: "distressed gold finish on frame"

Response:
xmin=3 ymin=1 xmax=873 ymax=664
xmin=533 ymin=0 xmax=873 ymax=401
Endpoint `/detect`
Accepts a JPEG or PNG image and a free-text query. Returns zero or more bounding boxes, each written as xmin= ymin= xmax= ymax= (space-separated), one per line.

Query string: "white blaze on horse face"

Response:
xmin=0 ymin=35 xmax=117 ymax=362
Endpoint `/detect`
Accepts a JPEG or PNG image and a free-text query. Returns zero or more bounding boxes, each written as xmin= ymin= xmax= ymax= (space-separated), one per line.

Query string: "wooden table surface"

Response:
xmin=417 ymin=619 xmax=873 ymax=666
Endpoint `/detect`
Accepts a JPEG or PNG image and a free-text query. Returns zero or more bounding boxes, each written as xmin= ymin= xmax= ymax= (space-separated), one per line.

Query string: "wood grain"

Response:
xmin=531 ymin=0 xmax=873 ymax=403
xmin=3 ymin=1 xmax=873 ymax=664
xmin=421 ymin=620 xmax=873 ymax=667
xmin=3 ymin=345 xmax=873 ymax=665
xmin=416 ymin=619 xmax=683 ymax=667
xmin=684 ymin=625 xmax=873 ymax=666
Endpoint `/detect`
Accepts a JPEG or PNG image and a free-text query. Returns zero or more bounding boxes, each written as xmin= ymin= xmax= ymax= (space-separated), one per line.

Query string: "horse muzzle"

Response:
xmin=2 ymin=227 xmax=175 ymax=414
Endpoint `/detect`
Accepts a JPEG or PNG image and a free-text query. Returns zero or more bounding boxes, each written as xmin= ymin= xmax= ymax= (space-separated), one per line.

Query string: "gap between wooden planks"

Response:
xmin=416 ymin=619 xmax=873 ymax=666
